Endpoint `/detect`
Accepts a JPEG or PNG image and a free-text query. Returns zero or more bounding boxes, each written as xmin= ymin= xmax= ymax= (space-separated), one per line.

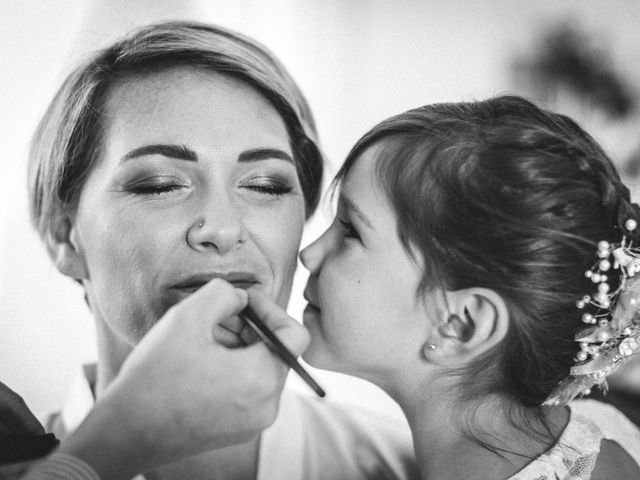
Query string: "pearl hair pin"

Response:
xmin=544 ymin=218 xmax=640 ymax=406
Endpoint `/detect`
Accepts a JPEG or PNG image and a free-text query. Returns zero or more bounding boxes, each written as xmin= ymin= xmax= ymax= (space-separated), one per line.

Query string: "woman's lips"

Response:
xmin=160 ymin=276 xmax=259 ymax=315
xmin=171 ymin=272 xmax=260 ymax=293
xmin=173 ymin=280 xmax=258 ymax=293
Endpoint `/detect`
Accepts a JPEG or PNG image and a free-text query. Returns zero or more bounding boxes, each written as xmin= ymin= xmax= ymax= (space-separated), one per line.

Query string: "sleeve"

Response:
xmin=17 ymin=454 xmax=100 ymax=480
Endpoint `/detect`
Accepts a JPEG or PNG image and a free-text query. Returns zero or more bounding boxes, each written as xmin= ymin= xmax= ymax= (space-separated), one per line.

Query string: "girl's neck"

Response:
xmin=393 ymin=383 xmax=569 ymax=480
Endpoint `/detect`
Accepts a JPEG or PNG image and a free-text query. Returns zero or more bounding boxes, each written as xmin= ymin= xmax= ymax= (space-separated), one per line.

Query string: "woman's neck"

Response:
xmin=393 ymin=382 xmax=568 ymax=480
xmin=91 ymin=313 xmax=261 ymax=480
xmin=93 ymin=316 xmax=134 ymax=398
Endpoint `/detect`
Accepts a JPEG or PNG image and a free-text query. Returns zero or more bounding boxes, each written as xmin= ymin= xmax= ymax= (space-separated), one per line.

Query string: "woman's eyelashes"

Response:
xmin=127 ymin=175 xmax=188 ymax=195
xmin=241 ymin=176 xmax=293 ymax=196
xmin=123 ymin=173 xmax=293 ymax=197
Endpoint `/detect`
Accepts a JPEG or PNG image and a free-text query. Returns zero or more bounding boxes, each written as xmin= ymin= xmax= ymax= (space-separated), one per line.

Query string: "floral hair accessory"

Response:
xmin=543 ymin=218 xmax=640 ymax=406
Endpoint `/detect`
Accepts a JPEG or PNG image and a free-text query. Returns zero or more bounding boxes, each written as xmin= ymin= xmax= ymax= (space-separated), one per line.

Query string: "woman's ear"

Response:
xmin=424 ymin=288 xmax=508 ymax=366
xmin=45 ymin=210 xmax=88 ymax=281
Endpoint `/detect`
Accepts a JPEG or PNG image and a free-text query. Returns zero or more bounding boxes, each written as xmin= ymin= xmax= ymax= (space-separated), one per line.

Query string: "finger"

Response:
xmin=213 ymin=315 xmax=249 ymax=348
xmin=239 ymin=323 xmax=260 ymax=346
xmin=215 ymin=317 xmax=262 ymax=347
xmin=246 ymin=290 xmax=310 ymax=357
xmin=166 ymin=278 xmax=248 ymax=336
xmin=217 ymin=313 xmax=245 ymax=336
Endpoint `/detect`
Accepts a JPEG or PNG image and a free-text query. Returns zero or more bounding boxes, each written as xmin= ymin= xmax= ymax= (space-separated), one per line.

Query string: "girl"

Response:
xmin=301 ymin=95 xmax=640 ymax=479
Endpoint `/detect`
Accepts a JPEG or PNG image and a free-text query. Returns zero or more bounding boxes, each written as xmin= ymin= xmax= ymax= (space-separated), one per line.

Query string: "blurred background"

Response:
xmin=2 ymin=0 xmax=640 ymax=418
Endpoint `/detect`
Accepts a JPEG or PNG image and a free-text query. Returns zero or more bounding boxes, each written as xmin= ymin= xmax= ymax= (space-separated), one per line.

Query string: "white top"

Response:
xmin=45 ymin=366 xmax=418 ymax=480
xmin=509 ymin=399 xmax=640 ymax=480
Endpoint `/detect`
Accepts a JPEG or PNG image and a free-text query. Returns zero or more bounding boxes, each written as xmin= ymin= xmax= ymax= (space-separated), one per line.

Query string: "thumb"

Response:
xmin=246 ymin=289 xmax=310 ymax=357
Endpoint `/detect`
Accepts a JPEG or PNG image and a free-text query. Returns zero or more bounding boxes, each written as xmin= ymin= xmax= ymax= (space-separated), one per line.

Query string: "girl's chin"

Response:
xmin=301 ymin=338 xmax=348 ymax=376
xmin=300 ymin=336 xmax=324 ymax=367
xmin=301 ymin=308 xmax=357 ymax=376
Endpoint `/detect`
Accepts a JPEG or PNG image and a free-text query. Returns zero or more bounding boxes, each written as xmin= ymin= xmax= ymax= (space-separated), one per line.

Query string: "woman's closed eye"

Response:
xmin=241 ymin=176 xmax=293 ymax=196
xmin=127 ymin=175 xmax=189 ymax=195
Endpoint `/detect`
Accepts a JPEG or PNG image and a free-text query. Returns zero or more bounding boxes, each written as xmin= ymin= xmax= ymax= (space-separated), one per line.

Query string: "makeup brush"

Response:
xmin=241 ymin=306 xmax=325 ymax=397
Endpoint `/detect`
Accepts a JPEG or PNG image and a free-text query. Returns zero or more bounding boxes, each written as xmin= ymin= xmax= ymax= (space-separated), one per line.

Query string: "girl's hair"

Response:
xmin=335 ymin=95 xmax=639 ymax=406
xmin=28 ymin=20 xmax=324 ymax=239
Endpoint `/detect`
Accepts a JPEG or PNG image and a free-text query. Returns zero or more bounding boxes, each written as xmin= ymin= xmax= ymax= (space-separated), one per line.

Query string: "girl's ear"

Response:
xmin=45 ymin=210 xmax=88 ymax=281
xmin=423 ymin=288 xmax=508 ymax=366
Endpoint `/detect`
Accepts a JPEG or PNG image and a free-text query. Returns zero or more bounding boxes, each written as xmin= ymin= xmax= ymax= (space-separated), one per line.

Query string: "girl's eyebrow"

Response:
xmin=341 ymin=194 xmax=372 ymax=229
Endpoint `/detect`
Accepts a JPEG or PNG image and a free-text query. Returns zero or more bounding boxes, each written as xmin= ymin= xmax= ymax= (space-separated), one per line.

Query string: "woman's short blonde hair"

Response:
xmin=28 ymin=20 xmax=324 ymax=239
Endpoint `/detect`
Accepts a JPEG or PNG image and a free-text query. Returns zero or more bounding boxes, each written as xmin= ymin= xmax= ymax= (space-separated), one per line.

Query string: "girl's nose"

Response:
xmin=300 ymin=234 xmax=327 ymax=274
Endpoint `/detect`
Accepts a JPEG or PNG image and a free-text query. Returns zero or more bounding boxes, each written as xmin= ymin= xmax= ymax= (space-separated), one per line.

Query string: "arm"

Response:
xmin=19 ymin=279 xmax=309 ymax=480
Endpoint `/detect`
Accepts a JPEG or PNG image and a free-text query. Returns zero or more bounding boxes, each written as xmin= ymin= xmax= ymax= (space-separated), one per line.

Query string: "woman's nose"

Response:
xmin=186 ymin=201 xmax=246 ymax=254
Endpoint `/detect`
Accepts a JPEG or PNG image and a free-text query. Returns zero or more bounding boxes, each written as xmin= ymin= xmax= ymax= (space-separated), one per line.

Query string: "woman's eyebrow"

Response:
xmin=120 ymin=144 xmax=197 ymax=163
xmin=238 ymin=148 xmax=294 ymax=164
xmin=119 ymin=145 xmax=294 ymax=164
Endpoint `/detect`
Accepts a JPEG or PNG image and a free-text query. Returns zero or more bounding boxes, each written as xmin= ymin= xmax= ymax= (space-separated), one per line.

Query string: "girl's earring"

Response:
xmin=422 ymin=342 xmax=437 ymax=359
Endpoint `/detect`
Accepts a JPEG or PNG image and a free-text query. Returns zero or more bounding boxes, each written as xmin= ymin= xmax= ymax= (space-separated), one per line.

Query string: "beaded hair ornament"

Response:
xmin=543 ymin=218 xmax=640 ymax=406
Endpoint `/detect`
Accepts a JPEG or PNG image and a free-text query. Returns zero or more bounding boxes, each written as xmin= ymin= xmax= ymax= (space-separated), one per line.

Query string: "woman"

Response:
xmin=300 ymin=96 xmax=640 ymax=479
xmin=27 ymin=21 xmax=416 ymax=480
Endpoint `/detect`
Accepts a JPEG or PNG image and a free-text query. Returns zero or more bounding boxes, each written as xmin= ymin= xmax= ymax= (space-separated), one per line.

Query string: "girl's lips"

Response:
xmin=302 ymin=303 xmax=321 ymax=329
xmin=304 ymin=303 xmax=320 ymax=314
xmin=303 ymin=290 xmax=320 ymax=311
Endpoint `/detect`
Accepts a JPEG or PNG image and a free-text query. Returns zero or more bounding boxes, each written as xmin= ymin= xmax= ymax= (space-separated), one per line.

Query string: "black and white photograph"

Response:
xmin=1 ymin=1 xmax=640 ymax=478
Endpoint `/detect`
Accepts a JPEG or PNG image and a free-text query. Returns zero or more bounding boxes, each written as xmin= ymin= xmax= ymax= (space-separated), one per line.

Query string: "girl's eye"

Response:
xmin=339 ymin=218 xmax=360 ymax=241
xmin=127 ymin=177 xmax=186 ymax=195
xmin=242 ymin=177 xmax=293 ymax=196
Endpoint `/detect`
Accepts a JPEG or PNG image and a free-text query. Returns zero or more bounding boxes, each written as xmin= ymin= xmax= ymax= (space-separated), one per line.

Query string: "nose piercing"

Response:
xmin=198 ymin=220 xmax=204 ymax=229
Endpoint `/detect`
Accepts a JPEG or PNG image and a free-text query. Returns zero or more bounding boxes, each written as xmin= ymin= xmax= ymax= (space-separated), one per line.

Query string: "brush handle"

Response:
xmin=241 ymin=306 xmax=325 ymax=398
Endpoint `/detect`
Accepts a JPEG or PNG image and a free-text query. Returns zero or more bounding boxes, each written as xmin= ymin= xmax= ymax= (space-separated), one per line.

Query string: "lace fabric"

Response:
xmin=508 ymin=400 xmax=640 ymax=480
